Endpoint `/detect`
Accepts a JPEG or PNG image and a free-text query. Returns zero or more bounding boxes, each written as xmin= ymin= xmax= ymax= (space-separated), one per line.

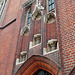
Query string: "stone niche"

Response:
xmin=47 ymin=39 xmax=57 ymax=52
xmin=32 ymin=0 xmax=44 ymax=20
xmin=21 ymin=26 xmax=29 ymax=36
xmin=19 ymin=51 xmax=27 ymax=62
xmin=43 ymin=39 xmax=58 ymax=55
xmin=44 ymin=10 xmax=56 ymax=24
xmin=33 ymin=34 xmax=41 ymax=45
xmin=16 ymin=51 xmax=27 ymax=65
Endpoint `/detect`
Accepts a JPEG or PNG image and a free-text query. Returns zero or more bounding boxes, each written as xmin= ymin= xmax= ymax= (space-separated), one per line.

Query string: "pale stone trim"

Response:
xmin=33 ymin=34 xmax=41 ymax=46
xmin=47 ymin=39 xmax=57 ymax=44
xmin=21 ymin=26 xmax=29 ymax=36
xmin=44 ymin=9 xmax=56 ymax=24
xmin=43 ymin=48 xmax=59 ymax=55
xmin=25 ymin=8 xmax=31 ymax=26
xmin=22 ymin=0 xmax=35 ymax=8
xmin=20 ymin=51 xmax=27 ymax=55
xmin=29 ymin=34 xmax=41 ymax=49
xmin=21 ymin=8 xmax=31 ymax=36
xmin=46 ymin=0 xmax=49 ymax=13
xmin=43 ymin=39 xmax=59 ymax=55
xmin=32 ymin=0 xmax=44 ymax=20
xmin=29 ymin=41 xmax=33 ymax=49
xmin=16 ymin=59 xmax=25 ymax=65
xmin=29 ymin=42 xmax=41 ymax=49
xmin=16 ymin=58 xmax=20 ymax=65
xmin=16 ymin=51 xmax=27 ymax=65
xmin=34 ymin=34 xmax=41 ymax=38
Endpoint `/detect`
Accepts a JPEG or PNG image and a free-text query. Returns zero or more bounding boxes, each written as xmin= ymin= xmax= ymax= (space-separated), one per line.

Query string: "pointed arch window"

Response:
xmin=27 ymin=9 xmax=31 ymax=25
xmin=33 ymin=69 xmax=52 ymax=75
xmin=48 ymin=0 xmax=55 ymax=11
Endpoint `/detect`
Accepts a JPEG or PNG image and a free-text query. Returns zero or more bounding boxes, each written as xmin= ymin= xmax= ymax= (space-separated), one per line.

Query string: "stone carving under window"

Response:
xmin=32 ymin=0 xmax=44 ymax=20
xmin=29 ymin=34 xmax=41 ymax=49
xmin=33 ymin=34 xmax=41 ymax=46
xmin=21 ymin=26 xmax=29 ymax=36
xmin=43 ymin=39 xmax=58 ymax=55
xmin=19 ymin=51 xmax=27 ymax=62
xmin=44 ymin=10 xmax=56 ymax=24
xmin=16 ymin=51 xmax=27 ymax=65
xmin=47 ymin=39 xmax=57 ymax=52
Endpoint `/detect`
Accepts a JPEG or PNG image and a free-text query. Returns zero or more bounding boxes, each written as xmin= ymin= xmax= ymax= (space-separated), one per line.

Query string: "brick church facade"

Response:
xmin=0 ymin=0 xmax=75 ymax=75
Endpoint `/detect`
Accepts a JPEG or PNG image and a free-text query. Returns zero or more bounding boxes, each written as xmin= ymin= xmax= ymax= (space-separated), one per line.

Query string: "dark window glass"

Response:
xmin=27 ymin=9 xmax=31 ymax=24
xmin=33 ymin=69 xmax=52 ymax=75
xmin=48 ymin=0 xmax=55 ymax=11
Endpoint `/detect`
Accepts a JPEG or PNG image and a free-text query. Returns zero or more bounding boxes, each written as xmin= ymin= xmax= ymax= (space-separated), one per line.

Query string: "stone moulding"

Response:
xmin=32 ymin=0 xmax=44 ymax=20
xmin=44 ymin=10 xmax=56 ymax=24
xmin=20 ymin=51 xmax=27 ymax=56
xmin=21 ymin=26 xmax=29 ymax=36
xmin=47 ymin=39 xmax=57 ymax=45
xmin=22 ymin=0 xmax=35 ymax=8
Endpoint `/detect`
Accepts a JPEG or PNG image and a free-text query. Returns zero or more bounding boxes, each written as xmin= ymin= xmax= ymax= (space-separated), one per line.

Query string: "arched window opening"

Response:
xmin=44 ymin=0 xmax=55 ymax=24
xmin=33 ymin=69 xmax=52 ymax=75
xmin=27 ymin=9 xmax=31 ymax=25
xmin=48 ymin=0 xmax=55 ymax=12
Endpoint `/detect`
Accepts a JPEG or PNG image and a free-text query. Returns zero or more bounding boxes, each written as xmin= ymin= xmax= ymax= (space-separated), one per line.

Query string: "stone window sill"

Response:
xmin=29 ymin=43 xmax=41 ymax=49
xmin=16 ymin=61 xmax=25 ymax=65
xmin=44 ymin=49 xmax=59 ymax=55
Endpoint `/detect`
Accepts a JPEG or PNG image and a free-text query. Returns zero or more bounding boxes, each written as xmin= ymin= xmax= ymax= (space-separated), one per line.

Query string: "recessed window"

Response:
xmin=48 ymin=0 xmax=55 ymax=11
xmin=33 ymin=34 xmax=41 ymax=46
xmin=27 ymin=9 xmax=31 ymax=25
xmin=43 ymin=39 xmax=58 ymax=55
xmin=19 ymin=51 xmax=27 ymax=62
xmin=16 ymin=51 xmax=27 ymax=65
xmin=47 ymin=40 xmax=57 ymax=52
xmin=21 ymin=26 xmax=29 ymax=36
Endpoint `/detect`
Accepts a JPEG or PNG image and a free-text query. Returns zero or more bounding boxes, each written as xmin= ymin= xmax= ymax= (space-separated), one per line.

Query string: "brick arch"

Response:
xmin=15 ymin=55 xmax=61 ymax=75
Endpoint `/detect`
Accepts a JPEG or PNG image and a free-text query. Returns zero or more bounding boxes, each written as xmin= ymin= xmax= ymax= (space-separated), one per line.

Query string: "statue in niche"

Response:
xmin=21 ymin=26 xmax=29 ymax=36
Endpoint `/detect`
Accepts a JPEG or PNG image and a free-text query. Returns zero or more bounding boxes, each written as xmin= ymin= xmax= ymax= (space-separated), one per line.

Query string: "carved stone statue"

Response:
xmin=32 ymin=0 xmax=44 ymax=20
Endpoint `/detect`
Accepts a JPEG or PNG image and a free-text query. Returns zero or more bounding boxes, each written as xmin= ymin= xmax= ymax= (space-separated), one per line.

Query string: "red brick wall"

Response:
xmin=0 ymin=2 xmax=22 ymax=75
xmin=14 ymin=0 xmax=61 ymax=74
xmin=55 ymin=0 xmax=75 ymax=74
xmin=2 ymin=0 xmax=20 ymax=27
xmin=0 ymin=0 xmax=74 ymax=75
